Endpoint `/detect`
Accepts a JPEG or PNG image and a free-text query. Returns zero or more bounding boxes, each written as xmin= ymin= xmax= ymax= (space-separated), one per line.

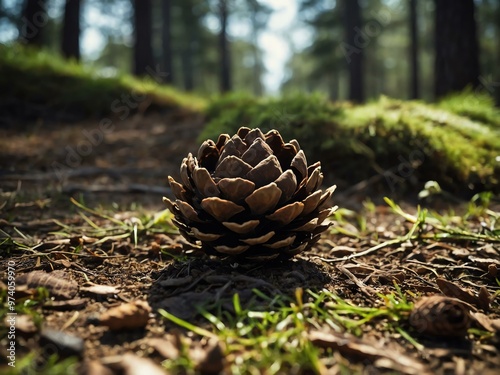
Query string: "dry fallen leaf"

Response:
xmin=12 ymin=314 xmax=37 ymax=334
xmin=436 ymin=278 xmax=487 ymax=310
xmin=308 ymin=330 xmax=430 ymax=375
xmin=43 ymin=298 xmax=89 ymax=311
xmin=80 ymin=284 xmax=120 ymax=296
xmin=100 ymin=300 xmax=151 ymax=331
xmin=102 ymin=353 xmax=166 ymax=375
xmin=16 ymin=270 xmax=78 ymax=300
xmin=470 ymin=311 xmax=500 ymax=333
xmin=409 ymin=295 xmax=471 ymax=337
xmin=146 ymin=335 xmax=181 ymax=360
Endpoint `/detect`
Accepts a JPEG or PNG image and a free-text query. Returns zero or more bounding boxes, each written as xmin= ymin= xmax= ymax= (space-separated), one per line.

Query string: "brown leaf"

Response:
xmin=13 ymin=315 xmax=37 ymax=334
xmin=103 ymin=353 xmax=167 ymax=375
xmin=470 ymin=312 xmax=500 ymax=333
xmin=52 ymin=259 xmax=72 ymax=268
xmin=80 ymin=284 xmax=120 ymax=296
xmin=43 ymin=298 xmax=89 ymax=311
xmin=308 ymin=331 xmax=430 ymax=375
xmin=146 ymin=336 xmax=181 ymax=360
xmin=436 ymin=278 xmax=485 ymax=310
xmin=100 ymin=301 xmax=151 ymax=331
xmin=16 ymin=271 xmax=78 ymax=300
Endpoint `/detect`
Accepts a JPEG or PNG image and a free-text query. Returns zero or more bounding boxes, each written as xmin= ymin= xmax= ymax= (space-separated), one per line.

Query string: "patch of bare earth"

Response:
xmin=1 ymin=115 xmax=499 ymax=374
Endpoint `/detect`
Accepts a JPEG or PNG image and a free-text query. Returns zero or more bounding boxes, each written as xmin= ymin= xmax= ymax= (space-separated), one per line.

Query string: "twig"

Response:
xmin=63 ymin=183 xmax=170 ymax=195
xmin=337 ymin=265 xmax=378 ymax=300
xmin=315 ymin=237 xmax=406 ymax=263
xmin=0 ymin=167 xmax=168 ymax=181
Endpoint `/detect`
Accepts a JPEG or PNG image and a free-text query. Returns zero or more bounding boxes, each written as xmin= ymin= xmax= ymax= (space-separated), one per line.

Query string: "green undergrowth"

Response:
xmin=438 ymin=89 xmax=500 ymax=129
xmin=0 ymin=197 xmax=178 ymax=256
xmin=0 ymin=44 xmax=205 ymax=120
xmin=201 ymin=93 xmax=500 ymax=195
xmin=159 ymin=285 xmax=416 ymax=374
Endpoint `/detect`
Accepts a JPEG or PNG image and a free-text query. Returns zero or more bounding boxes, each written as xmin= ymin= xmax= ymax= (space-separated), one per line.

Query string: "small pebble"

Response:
xmin=40 ymin=329 xmax=85 ymax=358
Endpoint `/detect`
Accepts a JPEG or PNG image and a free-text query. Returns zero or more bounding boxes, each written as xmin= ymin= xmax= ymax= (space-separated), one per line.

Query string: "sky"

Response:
xmin=250 ymin=0 xmax=307 ymax=93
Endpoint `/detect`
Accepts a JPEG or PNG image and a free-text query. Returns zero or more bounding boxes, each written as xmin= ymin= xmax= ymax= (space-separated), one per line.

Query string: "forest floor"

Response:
xmin=1 ymin=114 xmax=500 ymax=375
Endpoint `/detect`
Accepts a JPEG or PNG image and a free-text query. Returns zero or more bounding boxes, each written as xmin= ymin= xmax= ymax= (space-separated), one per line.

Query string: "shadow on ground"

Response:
xmin=148 ymin=257 xmax=332 ymax=323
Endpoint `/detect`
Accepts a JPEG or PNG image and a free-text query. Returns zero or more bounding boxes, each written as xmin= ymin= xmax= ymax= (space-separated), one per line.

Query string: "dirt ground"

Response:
xmin=1 ymin=114 xmax=499 ymax=374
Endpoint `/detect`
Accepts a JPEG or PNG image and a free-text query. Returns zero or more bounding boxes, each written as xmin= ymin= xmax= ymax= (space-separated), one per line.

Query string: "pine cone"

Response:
xmin=163 ymin=127 xmax=337 ymax=261
xmin=409 ymin=296 xmax=471 ymax=337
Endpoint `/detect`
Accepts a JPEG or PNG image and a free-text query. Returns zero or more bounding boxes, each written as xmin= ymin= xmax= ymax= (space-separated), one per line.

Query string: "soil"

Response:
xmin=1 ymin=113 xmax=499 ymax=374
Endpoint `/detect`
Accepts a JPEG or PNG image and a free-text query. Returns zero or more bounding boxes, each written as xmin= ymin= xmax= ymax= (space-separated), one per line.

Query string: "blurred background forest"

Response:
xmin=1 ymin=0 xmax=499 ymax=103
xmin=1 ymin=0 xmax=500 ymax=198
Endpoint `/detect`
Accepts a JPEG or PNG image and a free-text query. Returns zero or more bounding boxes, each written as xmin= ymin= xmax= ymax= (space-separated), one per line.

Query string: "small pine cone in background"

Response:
xmin=163 ymin=127 xmax=337 ymax=261
xmin=409 ymin=295 xmax=472 ymax=337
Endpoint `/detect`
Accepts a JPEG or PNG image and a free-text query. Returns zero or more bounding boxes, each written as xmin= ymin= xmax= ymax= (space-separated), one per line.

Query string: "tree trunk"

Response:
xmin=180 ymin=3 xmax=195 ymax=91
xmin=250 ymin=6 xmax=263 ymax=96
xmin=434 ymin=0 xmax=480 ymax=98
xmin=219 ymin=0 xmax=232 ymax=93
xmin=496 ymin=3 xmax=500 ymax=105
xmin=133 ymin=0 xmax=154 ymax=77
xmin=344 ymin=0 xmax=364 ymax=102
xmin=19 ymin=0 xmax=48 ymax=46
xmin=62 ymin=0 xmax=81 ymax=60
xmin=161 ymin=0 xmax=173 ymax=84
xmin=409 ymin=0 xmax=419 ymax=99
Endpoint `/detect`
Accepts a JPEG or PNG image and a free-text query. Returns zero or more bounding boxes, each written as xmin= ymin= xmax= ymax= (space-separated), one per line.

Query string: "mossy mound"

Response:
xmin=201 ymin=93 xmax=500 ymax=196
xmin=0 ymin=44 xmax=205 ymax=122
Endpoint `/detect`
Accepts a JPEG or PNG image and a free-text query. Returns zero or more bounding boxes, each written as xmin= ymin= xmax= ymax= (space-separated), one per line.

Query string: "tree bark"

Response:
xmin=409 ymin=0 xmax=419 ymax=99
xmin=219 ymin=0 xmax=232 ymax=92
xmin=133 ymin=0 xmax=154 ymax=77
xmin=434 ymin=0 xmax=480 ymax=98
xmin=344 ymin=0 xmax=364 ymax=102
xmin=19 ymin=0 xmax=48 ymax=46
xmin=62 ymin=0 xmax=81 ymax=60
xmin=161 ymin=0 xmax=173 ymax=84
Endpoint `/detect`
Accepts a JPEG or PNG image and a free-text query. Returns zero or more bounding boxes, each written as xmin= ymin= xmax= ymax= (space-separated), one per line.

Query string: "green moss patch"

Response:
xmin=201 ymin=93 xmax=500 ymax=195
xmin=0 ymin=44 xmax=205 ymax=121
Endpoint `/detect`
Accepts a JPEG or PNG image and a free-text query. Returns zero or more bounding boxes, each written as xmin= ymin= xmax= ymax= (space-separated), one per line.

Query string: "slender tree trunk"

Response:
xmin=133 ymin=0 xmax=154 ymax=76
xmin=61 ymin=0 xmax=81 ymax=60
xmin=161 ymin=0 xmax=173 ymax=84
xmin=409 ymin=0 xmax=419 ymax=99
xmin=219 ymin=0 xmax=232 ymax=93
xmin=434 ymin=0 xmax=480 ymax=98
xmin=250 ymin=10 xmax=262 ymax=95
xmin=19 ymin=0 xmax=48 ymax=46
xmin=496 ymin=4 xmax=500 ymax=105
xmin=344 ymin=0 xmax=364 ymax=102
xmin=180 ymin=4 xmax=194 ymax=90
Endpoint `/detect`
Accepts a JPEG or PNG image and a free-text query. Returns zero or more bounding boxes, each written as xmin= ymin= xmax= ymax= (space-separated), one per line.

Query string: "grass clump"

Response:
xmin=0 ymin=44 xmax=205 ymax=121
xmin=202 ymin=93 xmax=500 ymax=195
